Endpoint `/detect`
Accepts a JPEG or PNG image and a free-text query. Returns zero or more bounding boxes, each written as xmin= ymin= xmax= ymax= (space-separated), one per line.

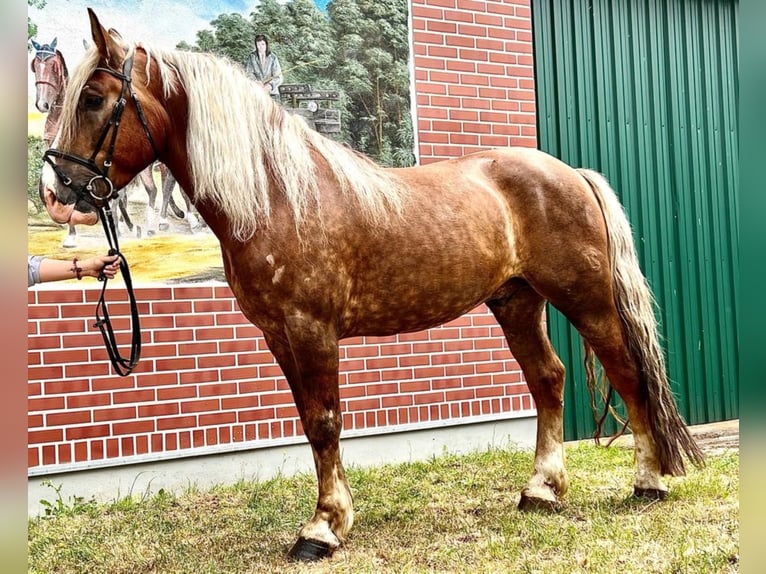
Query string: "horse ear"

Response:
xmin=87 ymin=8 xmax=127 ymax=66
xmin=30 ymin=39 xmax=41 ymax=51
xmin=50 ymin=38 xmax=57 ymax=50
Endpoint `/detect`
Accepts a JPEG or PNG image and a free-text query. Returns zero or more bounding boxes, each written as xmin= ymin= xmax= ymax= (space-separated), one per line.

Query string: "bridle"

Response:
xmin=43 ymin=48 xmax=160 ymax=376
xmin=43 ymin=49 xmax=160 ymax=205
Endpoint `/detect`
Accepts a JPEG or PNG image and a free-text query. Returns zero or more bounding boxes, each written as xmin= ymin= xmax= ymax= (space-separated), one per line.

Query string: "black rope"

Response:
xmin=93 ymin=204 xmax=141 ymax=376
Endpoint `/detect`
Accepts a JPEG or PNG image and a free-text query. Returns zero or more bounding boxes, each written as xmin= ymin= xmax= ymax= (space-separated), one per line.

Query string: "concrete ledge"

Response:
xmin=28 ymin=416 xmax=537 ymax=517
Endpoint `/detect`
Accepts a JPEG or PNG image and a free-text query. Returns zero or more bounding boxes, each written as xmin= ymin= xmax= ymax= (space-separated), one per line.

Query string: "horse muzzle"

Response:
xmin=39 ymin=179 xmax=99 ymax=226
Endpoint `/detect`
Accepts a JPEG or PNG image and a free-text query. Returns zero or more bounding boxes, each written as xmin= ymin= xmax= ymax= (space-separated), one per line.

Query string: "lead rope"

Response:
xmin=94 ymin=203 xmax=141 ymax=376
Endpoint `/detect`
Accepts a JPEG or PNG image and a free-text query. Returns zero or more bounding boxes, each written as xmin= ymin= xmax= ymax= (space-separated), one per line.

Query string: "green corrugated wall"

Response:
xmin=531 ymin=0 xmax=739 ymax=440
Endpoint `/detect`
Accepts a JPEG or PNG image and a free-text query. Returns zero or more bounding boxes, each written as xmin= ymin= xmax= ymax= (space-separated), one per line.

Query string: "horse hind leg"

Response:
xmin=487 ymin=283 xmax=568 ymax=512
xmin=545 ymin=262 xmax=703 ymax=500
xmin=262 ymin=319 xmax=352 ymax=561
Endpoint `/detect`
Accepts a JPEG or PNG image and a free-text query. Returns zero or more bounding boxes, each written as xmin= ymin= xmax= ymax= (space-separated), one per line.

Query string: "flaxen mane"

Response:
xmin=60 ymin=44 xmax=408 ymax=241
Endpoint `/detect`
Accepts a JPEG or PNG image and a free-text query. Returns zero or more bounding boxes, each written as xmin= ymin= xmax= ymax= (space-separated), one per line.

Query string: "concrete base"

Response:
xmin=28 ymin=416 xmax=537 ymax=517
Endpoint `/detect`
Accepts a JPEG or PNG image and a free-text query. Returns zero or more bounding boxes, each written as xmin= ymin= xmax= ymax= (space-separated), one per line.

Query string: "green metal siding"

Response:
xmin=532 ymin=0 xmax=739 ymax=440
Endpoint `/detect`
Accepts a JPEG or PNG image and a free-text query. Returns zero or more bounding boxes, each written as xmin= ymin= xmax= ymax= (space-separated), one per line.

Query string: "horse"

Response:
xmin=30 ymin=38 xmax=190 ymax=244
xmin=39 ymin=9 xmax=704 ymax=561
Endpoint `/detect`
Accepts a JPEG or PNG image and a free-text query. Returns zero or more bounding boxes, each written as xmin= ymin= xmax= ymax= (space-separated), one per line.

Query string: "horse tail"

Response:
xmin=576 ymin=168 xmax=705 ymax=475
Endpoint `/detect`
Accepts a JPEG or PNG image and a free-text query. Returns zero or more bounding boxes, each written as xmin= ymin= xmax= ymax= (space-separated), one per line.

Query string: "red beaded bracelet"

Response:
xmin=71 ymin=257 xmax=83 ymax=280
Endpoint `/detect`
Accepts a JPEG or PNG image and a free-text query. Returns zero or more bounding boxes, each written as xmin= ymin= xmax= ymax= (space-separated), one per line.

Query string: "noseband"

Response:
xmin=42 ymin=49 xmax=159 ymax=377
xmin=43 ymin=50 xmax=160 ymax=207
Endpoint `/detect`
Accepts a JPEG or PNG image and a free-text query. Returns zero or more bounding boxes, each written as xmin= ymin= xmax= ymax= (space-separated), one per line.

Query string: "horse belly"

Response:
xmin=343 ymin=240 xmax=514 ymax=337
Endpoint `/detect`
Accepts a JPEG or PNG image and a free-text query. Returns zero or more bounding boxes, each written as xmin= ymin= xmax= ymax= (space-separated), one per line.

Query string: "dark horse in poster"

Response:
xmin=39 ymin=10 xmax=703 ymax=561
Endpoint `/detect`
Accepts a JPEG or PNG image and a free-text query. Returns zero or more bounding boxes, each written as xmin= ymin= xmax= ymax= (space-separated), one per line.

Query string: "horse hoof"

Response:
xmin=288 ymin=537 xmax=333 ymax=562
xmin=518 ymin=493 xmax=560 ymax=513
xmin=633 ymin=486 xmax=668 ymax=501
xmin=62 ymin=237 xmax=77 ymax=248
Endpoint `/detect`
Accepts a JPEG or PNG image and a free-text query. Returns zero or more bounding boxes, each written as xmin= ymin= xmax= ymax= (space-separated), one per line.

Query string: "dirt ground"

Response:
xmin=603 ymin=419 xmax=739 ymax=457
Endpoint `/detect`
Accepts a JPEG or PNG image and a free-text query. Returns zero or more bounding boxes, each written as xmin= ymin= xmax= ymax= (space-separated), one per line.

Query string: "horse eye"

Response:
xmin=83 ymin=95 xmax=104 ymax=110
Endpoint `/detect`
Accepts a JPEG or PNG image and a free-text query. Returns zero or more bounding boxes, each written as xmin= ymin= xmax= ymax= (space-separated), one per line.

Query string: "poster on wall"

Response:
xmin=27 ymin=0 xmax=414 ymax=283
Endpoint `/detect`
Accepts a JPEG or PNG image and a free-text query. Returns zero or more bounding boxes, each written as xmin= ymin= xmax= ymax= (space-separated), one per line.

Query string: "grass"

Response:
xmin=28 ymin=443 xmax=738 ymax=573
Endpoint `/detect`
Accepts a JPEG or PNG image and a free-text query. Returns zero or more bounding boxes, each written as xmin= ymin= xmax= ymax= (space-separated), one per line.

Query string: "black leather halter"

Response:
xmin=43 ymin=50 xmax=160 ymax=377
xmin=43 ymin=51 xmax=160 ymax=205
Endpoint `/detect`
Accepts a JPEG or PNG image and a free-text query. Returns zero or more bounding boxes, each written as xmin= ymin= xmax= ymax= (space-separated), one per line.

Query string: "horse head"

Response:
xmin=39 ymin=9 xmax=168 ymax=228
xmin=30 ymin=37 xmax=67 ymax=114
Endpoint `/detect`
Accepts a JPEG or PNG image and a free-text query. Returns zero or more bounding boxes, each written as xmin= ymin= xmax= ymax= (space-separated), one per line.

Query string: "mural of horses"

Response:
xmin=39 ymin=10 xmax=704 ymax=561
xmin=30 ymin=37 xmax=194 ymax=244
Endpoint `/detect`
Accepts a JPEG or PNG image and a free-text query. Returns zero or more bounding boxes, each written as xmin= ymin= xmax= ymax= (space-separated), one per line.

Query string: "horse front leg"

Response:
xmin=62 ymin=224 xmax=77 ymax=248
xmin=263 ymin=318 xmax=353 ymax=561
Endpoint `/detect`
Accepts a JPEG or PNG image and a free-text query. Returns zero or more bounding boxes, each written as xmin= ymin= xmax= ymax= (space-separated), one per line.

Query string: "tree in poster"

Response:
xmin=177 ymin=0 xmax=414 ymax=167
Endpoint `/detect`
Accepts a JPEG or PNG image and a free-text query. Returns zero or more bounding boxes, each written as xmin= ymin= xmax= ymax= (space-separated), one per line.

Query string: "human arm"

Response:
xmin=28 ymin=254 xmax=121 ymax=286
xmin=265 ymin=54 xmax=283 ymax=94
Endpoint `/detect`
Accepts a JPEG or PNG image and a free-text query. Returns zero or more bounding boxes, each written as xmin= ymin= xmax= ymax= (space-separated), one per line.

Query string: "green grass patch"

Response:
xmin=28 ymin=444 xmax=738 ymax=573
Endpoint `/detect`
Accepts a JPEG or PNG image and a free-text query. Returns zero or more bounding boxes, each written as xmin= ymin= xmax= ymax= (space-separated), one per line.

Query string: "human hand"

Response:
xmin=83 ymin=254 xmax=121 ymax=279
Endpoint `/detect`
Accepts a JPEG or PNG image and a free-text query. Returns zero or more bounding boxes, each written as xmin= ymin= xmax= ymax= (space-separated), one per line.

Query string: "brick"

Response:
xmin=196 ymin=327 xmax=235 ymax=341
xmin=155 ymin=357 xmax=196 ymax=372
xmin=137 ymin=371 xmax=178 ymax=388
xmin=221 ymin=366 xmax=259 ymax=381
xmin=457 ymin=0 xmax=487 ymax=12
xmin=427 ymin=45 xmax=459 ymax=59
xmin=260 ymin=392 xmax=294 ymax=407
xmin=28 ymin=365 xmax=63 ymax=380
xmin=154 ymin=328 xmax=195 ymax=343
xmin=181 ymin=399 xmax=220 ymax=414
xmin=28 ymin=428 xmax=63 ymax=444
xmin=199 ymin=412 xmax=236 ymax=427
xmin=413 ymin=32 xmax=447 ymax=46
xmin=139 ymin=403 xmax=179 ymax=417
xmin=444 ymin=8 xmax=475 ymax=22
xmin=42 ymin=445 xmax=55 ymax=465
xmin=37 ymin=290 xmax=84 ymax=304
xmin=65 ymin=362 xmax=110 ymax=378
xmin=381 ymin=368 xmax=414 ymax=382
xmin=66 ymin=393 xmax=111 ymax=409
xmin=113 ymin=389 xmax=155 ymax=404
xmin=198 ymin=354 xmax=236 ymax=369
xmin=91 ymin=376 xmax=136 ymax=391
xmin=445 ymin=35 xmax=475 ymax=48
xmin=424 ymin=0 xmax=457 ymax=8
xmin=426 ymin=20 xmax=457 ymax=33
xmin=157 ymin=416 xmax=198 ymax=431
xmin=412 ymin=5 xmax=445 ymax=19
xmin=238 ymin=408 xmax=275 ymax=423
xmin=56 ymin=444 xmax=72 ymax=464
xmin=28 ymin=306 xmax=59 ymax=319
xmin=475 ymin=13 xmax=504 ymax=26
xmin=445 ymin=364 xmax=475 ymax=376
xmin=47 ymin=410 xmax=91 ymax=426
xmin=28 ymin=396 xmax=65 ymax=411
xmin=113 ymin=420 xmax=154 ymax=435
xmin=340 ymin=385 xmax=366 ymax=399
xmin=157 ymin=385 xmax=197 ymax=401
xmin=28 ymin=335 xmax=63 ymax=350
xmin=175 ymin=314 xmax=216 ymax=328
xmin=66 ymin=424 xmax=110 ymax=440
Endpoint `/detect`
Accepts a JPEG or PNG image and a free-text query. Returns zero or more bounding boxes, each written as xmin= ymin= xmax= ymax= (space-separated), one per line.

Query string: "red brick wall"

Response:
xmin=411 ymin=0 xmax=536 ymax=162
xmin=28 ymin=285 xmax=533 ymax=472
xmin=27 ymin=0 xmax=537 ymax=474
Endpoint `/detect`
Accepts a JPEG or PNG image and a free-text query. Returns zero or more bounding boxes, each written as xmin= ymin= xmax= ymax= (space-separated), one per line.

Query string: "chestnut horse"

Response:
xmin=39 ymin=10 xmax=704 ymax=561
